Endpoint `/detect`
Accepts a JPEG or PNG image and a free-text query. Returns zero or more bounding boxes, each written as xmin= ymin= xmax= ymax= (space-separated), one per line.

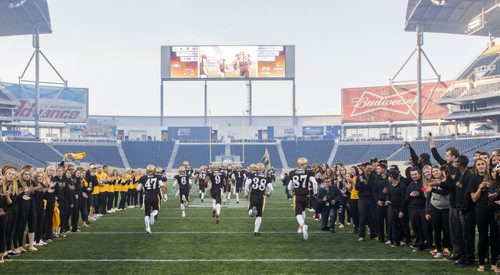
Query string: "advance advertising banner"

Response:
xmin=341 ymin=82 xmax=450 ymax=123
xmin=168 ymin=46 xmax=286 ymax=79
xmin=3 ymin=82 xmax=88 ymax=123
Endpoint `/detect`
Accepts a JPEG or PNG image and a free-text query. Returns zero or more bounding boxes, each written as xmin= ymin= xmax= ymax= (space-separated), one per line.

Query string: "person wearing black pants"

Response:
xmin=374 ymin=164 xmax=389 ymax=243
xmin=67 ymin=172 xmax=78 ymax=232
xmin=356 ymin=165 xmax=378 ymax=241
xmin=347 ymin=166 xmax=360 ymax=233
xmin=15 ymin=169 xmax=34 ymax=253
xmin=406 ymin=168 xmax=427 ymax=252
xmin=459 ymin=161 xmax=477 ymax=267
xmin=469 ymin=159 xmax=499 ymax=272
xmin=33 ymin=172 xmax=45 ymax=246
xmin=0 ymin=188 xmax=12 ymax=263
xmin=387 ymin=170 xmax=406 ymax=247
xmin=426 ymin=165 xmax=451 ymax=258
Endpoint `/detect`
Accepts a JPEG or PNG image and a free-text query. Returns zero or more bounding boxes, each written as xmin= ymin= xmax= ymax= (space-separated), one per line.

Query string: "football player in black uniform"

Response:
xmin=205 ymin=163 xmax=226 ymax=224
xmin=183 ymin=161 xmax=194 ymax=179
xmin=173 ymin=166 xmax=192 ymax=217
xmin=223 ymin=163 xmax=234 ymax=204
xmin=198 ymin=166 xmax=207 ymax=202
xmin=232 ymin=163 xmax=247 ymax=204
xmin=288 ymin=157 xmax=318 ymax=240
xmin=137 ymin=165 xmax=166 ymax=234
xmin=245 ymin=163 xmax=273 ymax=236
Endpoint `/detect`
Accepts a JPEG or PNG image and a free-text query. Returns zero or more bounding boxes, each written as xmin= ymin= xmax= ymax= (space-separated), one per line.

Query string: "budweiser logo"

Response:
xmin=351 ymin=90 xmax=418 ymax=117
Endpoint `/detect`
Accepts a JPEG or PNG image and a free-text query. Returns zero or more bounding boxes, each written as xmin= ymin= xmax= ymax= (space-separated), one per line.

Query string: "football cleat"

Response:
xmin=182 ymin=211 xmax=186 ymax=218
xmin=254 ymin=232 xmax=260 ymax=237
xmin=215 ymin=215 xmax=220 ymax=224
xmin=150 ymin=210 xmax=158 ymax=225
xmin=146 ymin=228 xmax=152 ymax=234
xmin=212 ymin=210 xmax=216 ymax=218
xmin=297 ymin=227 xmax=303 ymax=234
xmin=302 ymin=225 xmax=309 ymax=240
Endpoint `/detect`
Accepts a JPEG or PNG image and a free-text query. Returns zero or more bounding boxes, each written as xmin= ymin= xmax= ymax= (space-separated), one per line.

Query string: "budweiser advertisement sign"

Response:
xmin=3 ymin=83 xmax=88 ymax=123
xmin=341 ymin=81 xmax=450 ymax=123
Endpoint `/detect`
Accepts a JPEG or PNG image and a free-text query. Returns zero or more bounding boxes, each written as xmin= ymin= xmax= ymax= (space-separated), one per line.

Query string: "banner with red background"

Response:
xmin=341 ymin=81 xmax=450 ymax=123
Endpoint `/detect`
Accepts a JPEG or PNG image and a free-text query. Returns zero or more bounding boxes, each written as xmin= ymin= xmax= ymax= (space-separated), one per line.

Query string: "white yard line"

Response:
xmin=8 ymin=258 xmax=441 ymax=263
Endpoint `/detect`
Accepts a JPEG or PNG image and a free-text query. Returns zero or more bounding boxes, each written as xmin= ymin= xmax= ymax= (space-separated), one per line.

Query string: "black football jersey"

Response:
xmin=247 ymin=173 xmax=271 ymax=196
xmin=233 ymin=169 xmax=246 ymax=183
xmin=174 ymin=174 xmax=191 ymax=190
xmin=206 ymin=170 xmax=226 ymax=189
xmin=198 ymin=171 xmax=206 ymax=184
xmin=288 ymin=168 xmax=315 ymax=196
xmin=139 ymin=174 xmax=163 ymax=195
xmin=186 ymin=168 xmax=194 ymax=178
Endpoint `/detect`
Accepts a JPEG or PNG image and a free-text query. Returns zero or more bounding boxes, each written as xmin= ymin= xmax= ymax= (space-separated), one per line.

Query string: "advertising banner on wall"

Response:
xmin=341 ymin=81 xmax=450 ymax=123
xmin=3 ymin=82 xmax=88 ymax=123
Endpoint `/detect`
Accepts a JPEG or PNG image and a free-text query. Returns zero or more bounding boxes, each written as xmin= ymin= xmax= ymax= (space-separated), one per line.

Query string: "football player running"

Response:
xmin=288 ymin=157 xmax=318 ymax=240
xmin=205 ymin=163 xmax=227 ymax=224
xmin=137 ymin=165 xmax=166 ymax=234
xmin=232 ymin=163 xmax=247 ymax=204
xmin=198 ymin=166 xmax=208 ymax=202
xmin=173 ymin=166 xmax=192 ymax=217
xmin=245 ymin=163 xmax=273 ymax=236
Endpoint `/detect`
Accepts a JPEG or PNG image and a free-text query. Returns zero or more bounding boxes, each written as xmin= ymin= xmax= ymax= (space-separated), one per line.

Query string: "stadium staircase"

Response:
xmin=327 ymin=142 xmax=339 ymax=165
xmin=166 ymin=142 xmax=179 ymax=170
xmin=117 ymin=144 xmax=131 ymax=169
xmin=276 ymin=141 xmax=289 ymax=168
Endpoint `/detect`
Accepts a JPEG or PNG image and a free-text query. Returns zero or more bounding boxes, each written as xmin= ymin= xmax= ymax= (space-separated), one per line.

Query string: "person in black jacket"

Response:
xmin=281 ymin=173 xmax=291 ymax=200
xmin=317 ymin=178 xmax=332 ymax=231
xmin=69 ymin=170 xmax=81 ymax=232
xmin=405 ymin=167 xmax=427 ymax=252
xmin=455 ymin=155 xmax=476 ymax=267
xmin=374 ymin=163 xmax=390 ymax=243
xmin=386 ymin=169 xmax=406 ymax=247
xmin=468 ymin=158 xmax=499 ymax=272
xmin=428 ymin=135 xmax=464 ymax=260
xmin=356 ymin=163 xmax=378 ymax=241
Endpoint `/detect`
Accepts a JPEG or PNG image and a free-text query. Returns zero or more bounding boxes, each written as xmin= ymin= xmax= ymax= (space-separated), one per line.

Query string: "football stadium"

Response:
xmin=1 ymin=0 xmax=500 ymax=274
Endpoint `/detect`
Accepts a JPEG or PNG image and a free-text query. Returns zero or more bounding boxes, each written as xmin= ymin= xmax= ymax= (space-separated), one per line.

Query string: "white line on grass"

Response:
xmin=76 ymin=231 xmax=354 ymax=234
xmin=103 ymin=217 xmax=295 ymax=220
xmin=7 ymin=258 xmax=442 ymax=263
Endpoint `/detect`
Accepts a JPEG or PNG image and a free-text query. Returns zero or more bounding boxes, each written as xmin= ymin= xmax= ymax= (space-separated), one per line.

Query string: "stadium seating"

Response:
xmin=282 ymin=141 xmax=334 ymax=166
xmin=172 ymin=144 xmax=225 ymax=168
xmin=459 ymin=54 xmax=499 ymax=80
xmin=332 ymin=144 xmax=371 ymax=165
xmin=53 ymin=144 xmax=124 ymax=168
xmin=122 ymin=141 xmax=175 ymax=168
xmin=230 ymin=144 xmax=282 ymax=168
xmin=7 ymin=141 xmax=62 ymax=163
xmin=0 ymin=142 xmax=46 ymax=167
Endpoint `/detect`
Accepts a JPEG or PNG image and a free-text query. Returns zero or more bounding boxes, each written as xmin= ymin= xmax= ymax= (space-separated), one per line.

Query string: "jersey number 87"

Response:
xmin=292 ymin=175 xmax=308 ymax=189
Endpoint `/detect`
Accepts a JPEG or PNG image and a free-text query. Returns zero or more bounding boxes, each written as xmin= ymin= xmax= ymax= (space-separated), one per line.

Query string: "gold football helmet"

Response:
xmin=297 ymin=157 xmax=308 ymax=168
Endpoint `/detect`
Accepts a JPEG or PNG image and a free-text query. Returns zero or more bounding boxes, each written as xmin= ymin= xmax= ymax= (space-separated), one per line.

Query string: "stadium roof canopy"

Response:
xmin=0 ymin=0 xmax=51 ymax=37
xmin=405 ymin=0 xmax=500 ymax=37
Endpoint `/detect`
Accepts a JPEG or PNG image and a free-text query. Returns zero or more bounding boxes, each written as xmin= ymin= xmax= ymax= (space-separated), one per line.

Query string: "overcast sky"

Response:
xmin=0 ymin=0 xmax=488 ymax=117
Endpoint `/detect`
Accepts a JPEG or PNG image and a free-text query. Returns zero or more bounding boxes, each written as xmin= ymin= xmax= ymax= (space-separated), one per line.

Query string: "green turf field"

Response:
xmin=0 ymin=184 xmax=477 ymax=274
